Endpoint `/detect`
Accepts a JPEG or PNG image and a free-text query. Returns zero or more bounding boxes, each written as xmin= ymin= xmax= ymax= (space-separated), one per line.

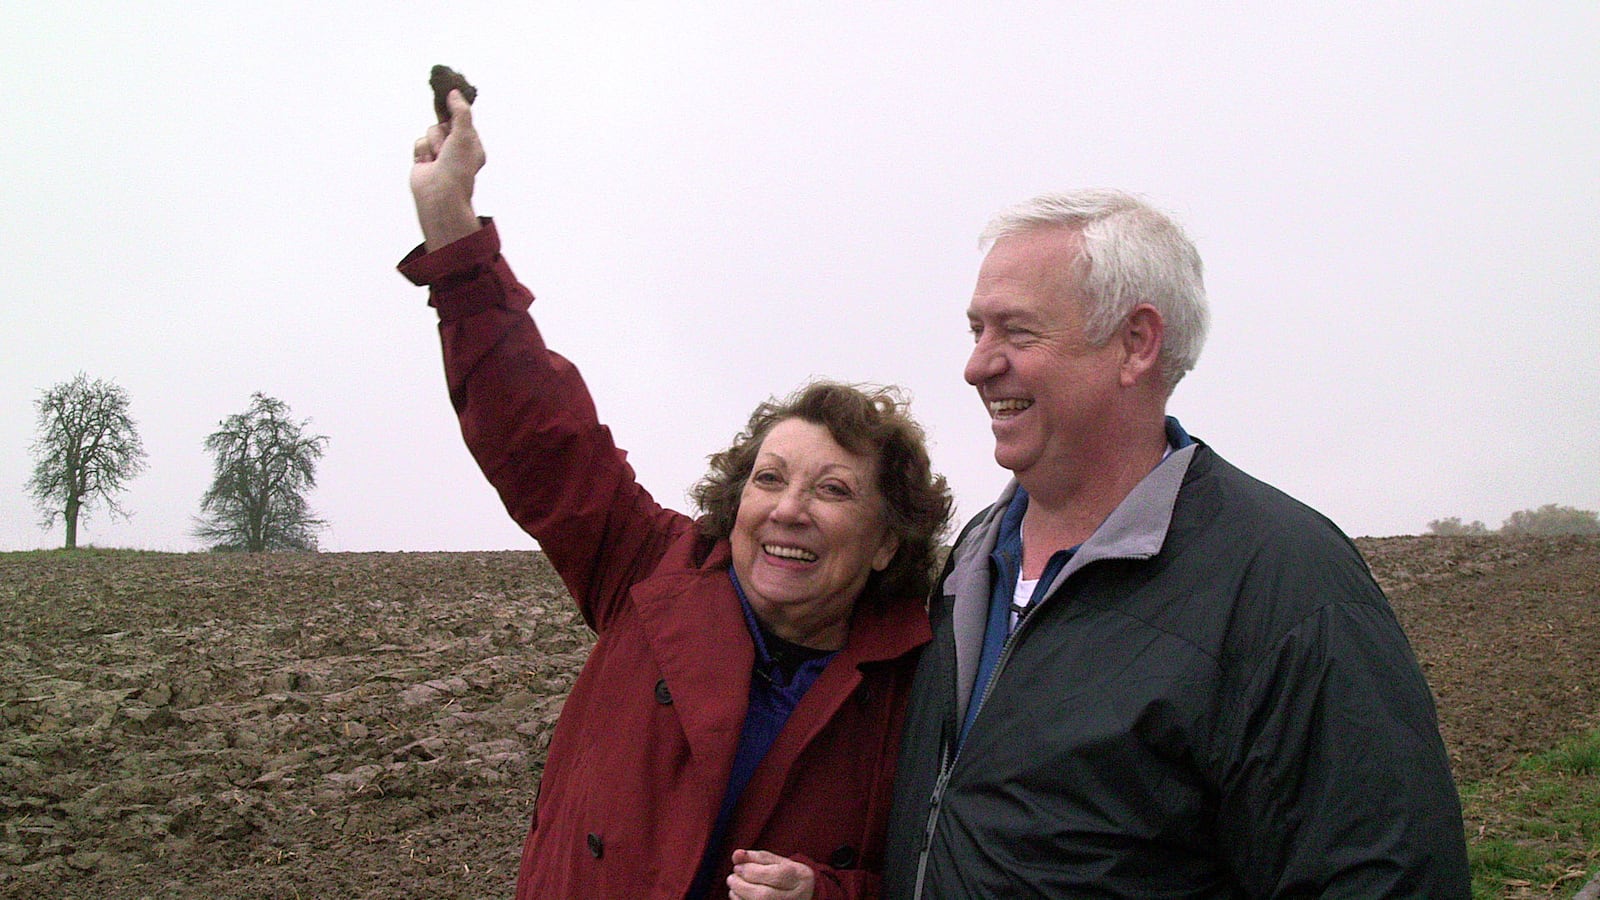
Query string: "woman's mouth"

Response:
xmin=763 ymin=544 xmax=818 ymax=563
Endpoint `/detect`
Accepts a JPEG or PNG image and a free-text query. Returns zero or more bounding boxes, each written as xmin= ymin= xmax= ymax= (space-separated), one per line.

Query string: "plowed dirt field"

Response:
xmin=3 ymin=536 xmax=1597 ymax=898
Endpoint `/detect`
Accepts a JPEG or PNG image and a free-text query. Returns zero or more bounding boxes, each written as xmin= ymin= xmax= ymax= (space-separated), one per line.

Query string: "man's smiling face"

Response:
xmin=964 ymin=226 xmax=1127 ymax=485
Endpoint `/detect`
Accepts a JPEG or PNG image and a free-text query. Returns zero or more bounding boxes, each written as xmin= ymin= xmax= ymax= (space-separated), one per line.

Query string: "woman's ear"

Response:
xmin=872 ymin=531 xmax=901 ymax=572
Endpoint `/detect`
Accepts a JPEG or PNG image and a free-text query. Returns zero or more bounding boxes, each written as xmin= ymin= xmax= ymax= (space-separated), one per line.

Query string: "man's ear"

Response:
xmin=1119 ymin=304 xmax=1165 ymax=387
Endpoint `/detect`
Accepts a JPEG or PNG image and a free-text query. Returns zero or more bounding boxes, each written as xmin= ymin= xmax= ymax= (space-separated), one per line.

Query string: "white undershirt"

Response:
xmin=1010 ymin=577 xmax=1039 ymax=632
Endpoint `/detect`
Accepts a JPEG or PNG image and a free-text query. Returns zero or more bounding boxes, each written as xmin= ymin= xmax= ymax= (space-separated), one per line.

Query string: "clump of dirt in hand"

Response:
xmin=430 ymin=65 xmax=477 ymax=122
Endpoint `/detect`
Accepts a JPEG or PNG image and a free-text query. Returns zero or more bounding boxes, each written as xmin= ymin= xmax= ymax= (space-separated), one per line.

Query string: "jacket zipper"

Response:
xmin=911 ymin=740 xmax=952 ymax=898
xmin=911 ymin=553 xmax=1142 ymax=899
xmin=910 ymin=604 xmax=1033 ymax=899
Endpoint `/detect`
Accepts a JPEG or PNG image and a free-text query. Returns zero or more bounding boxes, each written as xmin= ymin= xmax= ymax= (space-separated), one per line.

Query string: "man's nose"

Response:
xmin=965 ymin=338 xmax=1005 ymax=385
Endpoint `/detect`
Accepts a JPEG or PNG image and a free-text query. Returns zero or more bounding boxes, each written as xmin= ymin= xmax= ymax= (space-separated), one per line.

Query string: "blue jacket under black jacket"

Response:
xmin=883 ymin=438 xmax=1470 ymax=899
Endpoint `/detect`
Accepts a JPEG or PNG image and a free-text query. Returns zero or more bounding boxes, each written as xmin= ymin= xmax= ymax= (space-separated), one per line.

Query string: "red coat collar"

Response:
xmin=630 ymin=540 xmax=930 ymax=768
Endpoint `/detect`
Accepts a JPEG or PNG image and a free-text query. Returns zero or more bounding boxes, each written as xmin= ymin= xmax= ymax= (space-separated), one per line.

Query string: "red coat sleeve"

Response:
xmin=792 ymin=854 xmax=881 ymax=900
xmin=399 ymin=221 xmax=693 ymax=632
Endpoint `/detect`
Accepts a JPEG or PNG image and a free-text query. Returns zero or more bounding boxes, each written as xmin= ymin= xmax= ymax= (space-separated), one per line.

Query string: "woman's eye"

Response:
xmin=818 ymin=482 xmax=852 ymax=499
xmin=752 ymin=470 xmax=782 ymax=487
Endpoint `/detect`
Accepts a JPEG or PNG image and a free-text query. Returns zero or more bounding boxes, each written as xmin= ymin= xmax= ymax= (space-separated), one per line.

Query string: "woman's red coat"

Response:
xmin=401 ymin=222 xmax=930 ymax=899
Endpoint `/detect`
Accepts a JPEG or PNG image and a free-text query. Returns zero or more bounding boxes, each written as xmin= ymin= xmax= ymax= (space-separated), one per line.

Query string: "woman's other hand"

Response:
xmin=410 ymin=88 xmax=484 ymax=251
xmin=727 ymin=848 xmax=815 ymax=900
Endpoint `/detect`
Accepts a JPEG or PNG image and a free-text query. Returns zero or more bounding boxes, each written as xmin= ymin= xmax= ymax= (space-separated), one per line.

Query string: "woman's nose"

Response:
xmin=771 ymin=486 xmax=810 ymax=521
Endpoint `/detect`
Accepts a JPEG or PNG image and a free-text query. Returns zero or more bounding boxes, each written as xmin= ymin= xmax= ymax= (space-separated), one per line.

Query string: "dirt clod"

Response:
xmin=429 ymin=65 xmax=476 ymax=122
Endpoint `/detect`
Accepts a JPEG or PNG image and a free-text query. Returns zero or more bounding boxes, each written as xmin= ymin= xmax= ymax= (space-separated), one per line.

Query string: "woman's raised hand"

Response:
xmin=409 ymin=88 xmax=485 ymax=251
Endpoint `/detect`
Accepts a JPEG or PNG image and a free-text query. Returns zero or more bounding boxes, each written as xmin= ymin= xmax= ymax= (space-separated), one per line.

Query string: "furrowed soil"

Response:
xmin=2 ymin=536 xmax=1597 ymax=899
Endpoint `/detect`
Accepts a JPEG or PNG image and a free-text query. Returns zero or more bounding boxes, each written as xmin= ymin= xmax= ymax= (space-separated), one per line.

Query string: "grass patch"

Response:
xmin=1 ymin=545 xmax=176 ymax=559
xmin=1537 ymin=733 xmax=1600 ymax=777
xmin=1465 ymin=729 xmax=1600 ymax=898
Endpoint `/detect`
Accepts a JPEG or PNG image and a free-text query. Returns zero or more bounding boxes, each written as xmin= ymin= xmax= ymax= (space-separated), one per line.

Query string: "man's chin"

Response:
xmin=991 ymin=445 xmax=1032 ymax=475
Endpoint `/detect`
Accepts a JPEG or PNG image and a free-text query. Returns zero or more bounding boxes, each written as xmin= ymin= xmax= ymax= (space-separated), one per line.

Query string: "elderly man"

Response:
xmin=882 ymin=191 xmax=1470 ymax=898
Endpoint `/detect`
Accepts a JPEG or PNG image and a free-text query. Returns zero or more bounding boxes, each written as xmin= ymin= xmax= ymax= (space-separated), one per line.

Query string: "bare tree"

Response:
xmin=194 ymin=393 xmax=329 ymax=552
xmin=26 ymin=373 xmax=149 ymax=549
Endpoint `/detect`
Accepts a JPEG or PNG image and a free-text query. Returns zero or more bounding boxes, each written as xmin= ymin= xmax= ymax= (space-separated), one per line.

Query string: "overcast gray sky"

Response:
xmin=4 ymin=2 xmax=1597 ymax=552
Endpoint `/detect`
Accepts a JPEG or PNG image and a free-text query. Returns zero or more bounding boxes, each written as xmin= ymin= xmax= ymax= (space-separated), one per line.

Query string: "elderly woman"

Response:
xmin=401 ymin=89 xmax=951 ymax=900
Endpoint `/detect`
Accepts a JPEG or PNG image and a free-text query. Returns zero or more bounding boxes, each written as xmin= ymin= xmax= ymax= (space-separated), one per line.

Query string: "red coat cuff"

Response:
xmin=397 ymin=218 xmax=533 ymax=322
xmin=397 ymin=217 xmax=500 ymax=286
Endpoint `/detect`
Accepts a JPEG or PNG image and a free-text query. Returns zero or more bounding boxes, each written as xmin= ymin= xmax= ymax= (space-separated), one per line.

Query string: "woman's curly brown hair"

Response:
xmin=691 ymin=381 xmax=952 ymax=607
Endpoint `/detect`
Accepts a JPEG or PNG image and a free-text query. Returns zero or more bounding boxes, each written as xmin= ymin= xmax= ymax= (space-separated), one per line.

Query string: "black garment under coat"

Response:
xmin=883 ymin=441 xmax=1470 ymax=899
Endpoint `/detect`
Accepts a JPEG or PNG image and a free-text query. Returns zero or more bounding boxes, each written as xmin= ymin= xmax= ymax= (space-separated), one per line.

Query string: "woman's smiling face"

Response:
xmin=730 ymin=417 xmax=899 ymax=650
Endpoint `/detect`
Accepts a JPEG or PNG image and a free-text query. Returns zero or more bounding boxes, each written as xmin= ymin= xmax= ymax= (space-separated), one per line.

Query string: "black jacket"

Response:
xmin=883 ymin=441 xmax=1470 ymax=898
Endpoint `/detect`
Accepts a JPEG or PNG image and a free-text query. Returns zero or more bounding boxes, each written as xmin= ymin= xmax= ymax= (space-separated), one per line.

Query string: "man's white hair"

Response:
xmin=981 ymin=189 xmax=1209 ymax=389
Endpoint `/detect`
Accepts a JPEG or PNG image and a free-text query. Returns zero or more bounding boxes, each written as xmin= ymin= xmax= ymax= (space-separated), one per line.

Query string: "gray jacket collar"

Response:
xmin=945 ymin=443 xmax=1199 ymax=723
